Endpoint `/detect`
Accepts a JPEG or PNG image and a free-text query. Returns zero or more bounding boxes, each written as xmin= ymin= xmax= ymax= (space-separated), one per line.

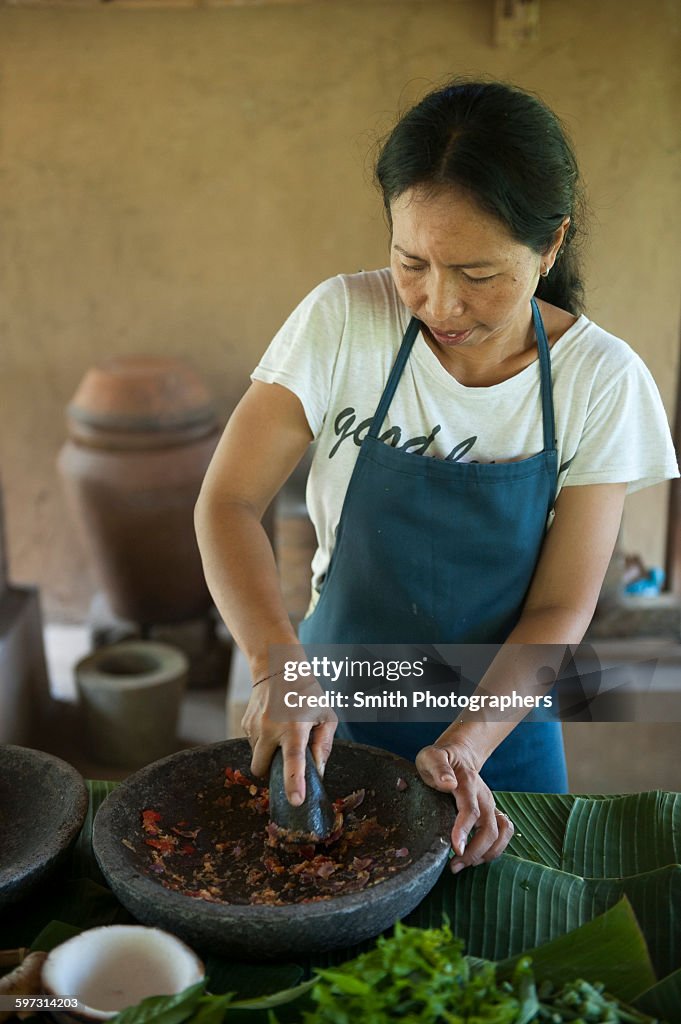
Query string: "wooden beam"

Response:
xmin=1 ymin=0 xmax=444 ymax=8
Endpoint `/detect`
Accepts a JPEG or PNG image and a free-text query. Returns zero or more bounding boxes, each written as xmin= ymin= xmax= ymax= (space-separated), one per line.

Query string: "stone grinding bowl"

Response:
xmin=0 ymin=745 xmax=89 ymax=908
xmin=92 ymin=739 xmax=455 ymax=960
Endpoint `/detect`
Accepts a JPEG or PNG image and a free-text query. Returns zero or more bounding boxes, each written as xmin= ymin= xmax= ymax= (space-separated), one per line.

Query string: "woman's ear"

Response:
xmin=548 ymin=216 xmax=571 ymax=267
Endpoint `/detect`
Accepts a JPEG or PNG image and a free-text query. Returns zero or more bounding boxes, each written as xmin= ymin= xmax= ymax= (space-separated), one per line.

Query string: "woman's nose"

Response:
xmin=423 ymin=275 xmax=465 ymax=322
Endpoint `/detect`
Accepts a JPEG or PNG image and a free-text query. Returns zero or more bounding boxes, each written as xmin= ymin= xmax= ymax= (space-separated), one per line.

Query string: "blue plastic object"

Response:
xmin=624 ymin=567 xmax=665 ymax=596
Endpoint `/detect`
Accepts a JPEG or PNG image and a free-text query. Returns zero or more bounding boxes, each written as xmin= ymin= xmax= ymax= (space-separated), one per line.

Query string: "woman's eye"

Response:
xmin=464 ymin=273 xmax=497 ymax=284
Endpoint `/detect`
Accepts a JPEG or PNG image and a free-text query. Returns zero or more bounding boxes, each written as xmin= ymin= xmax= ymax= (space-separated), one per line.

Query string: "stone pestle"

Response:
xmin=268 ymin=747 xmax=336 ymax=840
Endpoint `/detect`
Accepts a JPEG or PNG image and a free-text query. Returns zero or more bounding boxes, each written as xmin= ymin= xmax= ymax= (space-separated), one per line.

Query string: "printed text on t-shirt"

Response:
xmin=329 ymin=406 xmax=477 ymax=462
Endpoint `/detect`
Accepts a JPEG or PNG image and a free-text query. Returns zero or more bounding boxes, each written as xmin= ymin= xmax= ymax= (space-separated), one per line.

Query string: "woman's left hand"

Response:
xmin=415 ymin=741 xmax=514 ymax=872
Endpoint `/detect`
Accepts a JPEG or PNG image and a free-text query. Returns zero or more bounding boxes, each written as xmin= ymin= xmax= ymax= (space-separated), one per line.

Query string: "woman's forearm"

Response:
xmin=194 ymin=495 xmax=300 ymax=681
xmin=193 ymin=381 xmax=317 ymax=686
xmin=439 ymin=482 xmax=626 ymax=771
xmin=437 ymin=604 xmax=591 ymax=767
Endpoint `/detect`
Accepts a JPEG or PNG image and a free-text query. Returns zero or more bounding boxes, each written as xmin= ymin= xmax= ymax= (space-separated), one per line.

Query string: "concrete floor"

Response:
xmin=563 ymin=721 xmax=681 ymax=793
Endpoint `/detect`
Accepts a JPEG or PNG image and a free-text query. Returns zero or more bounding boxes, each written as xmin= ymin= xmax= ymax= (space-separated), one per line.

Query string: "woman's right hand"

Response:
xmin=415 ymin=739 xmax=514 ymax=872
xmin=241 ymin=667 xmax=337 ymax=806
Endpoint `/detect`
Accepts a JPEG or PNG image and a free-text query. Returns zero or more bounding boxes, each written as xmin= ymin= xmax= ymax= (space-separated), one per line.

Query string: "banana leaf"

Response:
xmin=204 ymin=962 xmax=304 ymax=1001
xmin=634 ymin=967 xmax=681 ymax=1021
xmin=492 ymin=792 xmax=576 ymax=868
xmin=495 ymin=897 xmax=656 ymax=1003
xmin=222 ymin=900 xmax=660 ymax=1016
xmin=89 ymin=904 xmax=660 ymax=1024
xmin=403 ymin=854 xmax=680 ymax=976
xmin=31 ymin=919 xmax=83 ymax=952
xmin=501 ymin=790 xmax=680 ymax=967
xmin=495 ymin=790 xmax=681 ymax=872
xmin=68 ymin=780 xmax=119 ymax=882
xmin=105 ymin=904 xmax=663 ymax=1024
xmin=0 ymin=876 xmax=134 ymax=948
xmin=559 ymin=791 xmax=681 ymax=877
xmin=404 ymin=791 xmax=680 ymax=980
xmin=6 ymin=782 xmax=678 ymax=1016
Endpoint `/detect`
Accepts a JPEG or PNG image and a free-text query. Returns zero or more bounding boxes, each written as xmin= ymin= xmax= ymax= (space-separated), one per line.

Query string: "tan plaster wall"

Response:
xmin=0 ymin=0 xmax=679 ymax=620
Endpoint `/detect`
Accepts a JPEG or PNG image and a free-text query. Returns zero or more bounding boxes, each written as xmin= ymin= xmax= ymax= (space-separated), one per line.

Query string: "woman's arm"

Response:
xmin=416 ymin=481 xmax=627 ymax=870
xmin=194 ymin=380 xmax=337 ymax=800
xmin=195 ymin=381 xmax=311 ymax=666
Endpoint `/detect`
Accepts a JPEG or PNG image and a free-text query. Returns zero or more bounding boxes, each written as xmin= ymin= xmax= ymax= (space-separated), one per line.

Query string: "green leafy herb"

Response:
xmin=190 ymin=995 xmax=237 ymax=1024
xmin=112 ymin=979 xmax=206 ymax=1024
xmin=103 ymin=923 xmax=665 ymax=1024
xmin=274 ymin=923 xmax=663 ymax=1024
xmin=537 ymin=978 xmax=659 ymax=1023
xmin=301 ymin=921 xmax=523 ymax=1023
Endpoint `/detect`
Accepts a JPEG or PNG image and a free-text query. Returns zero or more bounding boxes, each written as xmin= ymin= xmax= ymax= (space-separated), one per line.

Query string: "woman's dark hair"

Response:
xmin=375 ymin=79 xmax=587 ymax=315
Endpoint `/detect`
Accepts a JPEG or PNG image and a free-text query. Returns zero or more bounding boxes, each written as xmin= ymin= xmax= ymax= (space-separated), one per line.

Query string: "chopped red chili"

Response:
xmin=127 ymin=766 xmax=413 ymax=906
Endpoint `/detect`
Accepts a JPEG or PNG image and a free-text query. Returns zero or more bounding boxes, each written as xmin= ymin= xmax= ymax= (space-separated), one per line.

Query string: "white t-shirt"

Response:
xmin=252 ymin=269 xmax=679 ymax=591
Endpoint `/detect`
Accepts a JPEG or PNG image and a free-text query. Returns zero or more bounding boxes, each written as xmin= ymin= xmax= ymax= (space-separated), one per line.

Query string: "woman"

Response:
xmin=195 ymin=79 xmax=678 ymax=873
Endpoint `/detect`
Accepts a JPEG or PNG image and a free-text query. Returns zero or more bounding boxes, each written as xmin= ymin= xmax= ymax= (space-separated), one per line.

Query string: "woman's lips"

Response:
xmin=427 ymin=326 xmax=474 ymax=346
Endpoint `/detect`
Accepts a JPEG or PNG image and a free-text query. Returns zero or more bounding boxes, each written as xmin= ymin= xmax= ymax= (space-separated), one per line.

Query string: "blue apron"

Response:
xmin=299 ymin=299 xmax=568 ymax=793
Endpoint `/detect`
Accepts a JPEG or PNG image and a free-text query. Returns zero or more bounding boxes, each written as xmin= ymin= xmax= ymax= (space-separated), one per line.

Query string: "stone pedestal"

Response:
xmin=0 ymin=481 xmax=51 ymax=745
xmin=75 ymin=640 xmax=188 ymax=768
xmin=87 ymin=591 xmax=232 ymax=689
xmin=0 ymin=587 xmax=51 ymax=745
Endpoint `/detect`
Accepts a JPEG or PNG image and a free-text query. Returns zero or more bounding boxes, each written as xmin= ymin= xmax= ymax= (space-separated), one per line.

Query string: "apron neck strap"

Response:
xmin=367 ymin=316 xmax=421 ymax=439
xmin=531 ymin=297 xmax=556 ymax=452
xmin=369 ymin=300 xmax=556 ymax=453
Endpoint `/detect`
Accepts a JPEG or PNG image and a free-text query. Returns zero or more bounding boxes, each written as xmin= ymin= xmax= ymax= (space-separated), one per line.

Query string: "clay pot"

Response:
xmin=58 ymin=356 xmax=220 ymax=625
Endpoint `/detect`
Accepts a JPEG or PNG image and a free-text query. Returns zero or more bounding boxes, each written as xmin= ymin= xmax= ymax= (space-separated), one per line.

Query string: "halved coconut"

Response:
xmin=41 ymin=925 xmax=205 ymax=1020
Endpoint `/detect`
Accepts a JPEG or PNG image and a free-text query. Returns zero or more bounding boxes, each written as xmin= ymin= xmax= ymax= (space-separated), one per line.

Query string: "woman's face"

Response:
xmin=390 ymin=185 xmax=545 ymax=357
